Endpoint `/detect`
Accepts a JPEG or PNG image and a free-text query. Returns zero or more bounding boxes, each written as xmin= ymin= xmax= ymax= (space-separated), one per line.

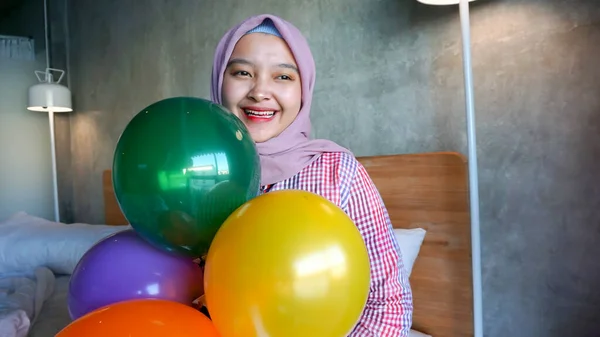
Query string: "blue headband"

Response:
xmin=245 ymin=18 xmax=282 ymax=38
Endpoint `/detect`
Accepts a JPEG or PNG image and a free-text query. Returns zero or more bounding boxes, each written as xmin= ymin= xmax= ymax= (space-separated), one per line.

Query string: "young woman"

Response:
xmin=210 ymin=14 xmax=413 ymax=336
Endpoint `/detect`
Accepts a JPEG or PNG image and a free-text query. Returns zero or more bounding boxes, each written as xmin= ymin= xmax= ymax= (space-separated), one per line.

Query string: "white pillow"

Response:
xmin=0 ymin=212 xmax=129 ymax=275
xmin=410 ymin=329 xmax=432 ymax=337
xmin=393 ymin=228 xmax=426 ymax=275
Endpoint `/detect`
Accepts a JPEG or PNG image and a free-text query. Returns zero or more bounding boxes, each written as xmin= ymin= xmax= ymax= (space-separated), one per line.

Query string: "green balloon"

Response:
xmin=112 ymin=97 xmax=261 ymax=258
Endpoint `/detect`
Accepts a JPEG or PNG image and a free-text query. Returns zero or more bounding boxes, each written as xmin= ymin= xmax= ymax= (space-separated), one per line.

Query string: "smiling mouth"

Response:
xmin=243 ymin=109 xmax=277 ymax=121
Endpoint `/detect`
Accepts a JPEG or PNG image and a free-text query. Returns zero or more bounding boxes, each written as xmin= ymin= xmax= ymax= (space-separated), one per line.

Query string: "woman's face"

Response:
xmin=222 ymin=33 xmax=302 ymax=143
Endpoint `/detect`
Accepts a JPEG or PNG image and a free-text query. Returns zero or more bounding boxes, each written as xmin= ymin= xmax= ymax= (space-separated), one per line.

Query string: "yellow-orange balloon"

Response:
xmin=204 ymin=189 xmax=370 ymax=337
xmin=56 ymin=299 xmax=219 ymax=337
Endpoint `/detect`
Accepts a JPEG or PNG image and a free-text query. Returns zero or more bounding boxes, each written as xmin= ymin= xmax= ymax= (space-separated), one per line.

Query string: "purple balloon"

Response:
xmin=68 ymin=229 xmax=204 ymax=320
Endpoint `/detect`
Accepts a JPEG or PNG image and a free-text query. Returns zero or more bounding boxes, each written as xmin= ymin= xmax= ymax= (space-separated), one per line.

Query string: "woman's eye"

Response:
xmin=277 ymin=74 xmax=292 ymax=80
xmin=233 ymin=70 xmax=251 ymax=77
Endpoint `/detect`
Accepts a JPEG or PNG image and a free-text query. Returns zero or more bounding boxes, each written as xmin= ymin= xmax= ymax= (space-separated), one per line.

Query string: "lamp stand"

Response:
xmin=48 ymin=110 xmax=60 ymax=223
xmin=458 ymin=0 xmax=483 ymax=336
xmin=25 ymin=0 xmax=71 ymax=224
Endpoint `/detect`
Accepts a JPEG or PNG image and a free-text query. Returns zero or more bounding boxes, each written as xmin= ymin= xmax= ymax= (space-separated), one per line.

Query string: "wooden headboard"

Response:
xmin=357 ymin=152 xmax=473 ymax=336
xmin=102 ymin=151 xmax=473 ymax=337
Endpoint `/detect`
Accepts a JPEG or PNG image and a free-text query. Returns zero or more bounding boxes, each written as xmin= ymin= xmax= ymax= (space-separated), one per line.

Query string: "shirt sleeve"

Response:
xmin=342 ymin=161 xmax=413 ymax=337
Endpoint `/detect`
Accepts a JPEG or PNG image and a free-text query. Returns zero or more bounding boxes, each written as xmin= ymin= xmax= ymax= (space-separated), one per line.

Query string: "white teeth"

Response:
xmin=243 ymin=109 xmax=275 ymax=117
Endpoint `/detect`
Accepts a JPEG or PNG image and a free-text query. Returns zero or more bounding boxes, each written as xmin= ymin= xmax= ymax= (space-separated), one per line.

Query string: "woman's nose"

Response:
xmin=247 ymin=78 xmax=272 ymax=102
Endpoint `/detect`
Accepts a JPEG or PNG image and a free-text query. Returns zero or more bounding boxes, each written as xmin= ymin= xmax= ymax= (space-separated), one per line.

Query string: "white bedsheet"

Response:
xmin=29 ymin=275 xmax=71 ymax=337
xmin=0 ymin=267 xmax=54 ymax=337
xmin=0 ymin=212 xmax=128 ymax=337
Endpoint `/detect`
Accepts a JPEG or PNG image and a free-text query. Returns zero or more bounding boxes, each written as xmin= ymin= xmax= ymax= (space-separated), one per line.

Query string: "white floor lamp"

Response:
xmin=26 ymin=0 xmax=72 ymax=223
xmin=414 ymin=0 xmax=483 ymax=336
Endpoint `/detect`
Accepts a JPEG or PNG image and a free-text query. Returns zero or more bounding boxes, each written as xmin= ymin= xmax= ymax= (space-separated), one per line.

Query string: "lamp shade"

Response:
xmin=27 ymin=82 xmax=72 ymax=112
xmin=27 ymin=68 xmax=73 ymax=113
xmin=416 ymin=0 xmax=475 ymax=4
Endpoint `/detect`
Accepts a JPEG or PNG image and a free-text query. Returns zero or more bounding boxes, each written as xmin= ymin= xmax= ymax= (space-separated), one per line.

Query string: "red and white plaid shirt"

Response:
xmin=260 ymin=152 xmax=413 ymax=336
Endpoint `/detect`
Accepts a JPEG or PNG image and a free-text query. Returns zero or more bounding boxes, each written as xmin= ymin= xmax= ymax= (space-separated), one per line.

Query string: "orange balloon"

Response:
xmin=56 ymin=299 xmax=219 ymax=337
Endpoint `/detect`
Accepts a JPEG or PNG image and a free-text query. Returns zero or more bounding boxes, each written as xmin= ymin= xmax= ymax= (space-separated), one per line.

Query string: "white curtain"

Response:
xmin=0 ymin=35 xmax=35 ymax=61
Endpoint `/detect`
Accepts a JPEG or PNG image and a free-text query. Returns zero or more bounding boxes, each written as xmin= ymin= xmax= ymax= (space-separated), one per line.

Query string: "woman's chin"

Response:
xmin=243 ymin=123 xmax=274 ymax=143
xmin=249 ymin=132 xmax=274 ymax=143
xmin=241 ymin=114 xmax=290 ymax=144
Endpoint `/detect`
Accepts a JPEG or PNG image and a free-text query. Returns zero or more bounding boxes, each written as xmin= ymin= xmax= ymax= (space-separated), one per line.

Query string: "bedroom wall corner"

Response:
xmin=49 ymin=0 xmax=74 ymax=224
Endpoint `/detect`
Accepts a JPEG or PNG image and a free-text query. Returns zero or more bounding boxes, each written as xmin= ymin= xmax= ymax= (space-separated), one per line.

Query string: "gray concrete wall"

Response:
xmin=58 ymin=0 xmax=600 ymax=336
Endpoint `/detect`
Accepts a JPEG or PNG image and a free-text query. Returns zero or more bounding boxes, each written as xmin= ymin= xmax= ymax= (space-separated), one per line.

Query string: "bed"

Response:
xmin=1 ymin=151 xmax=473 ymax=337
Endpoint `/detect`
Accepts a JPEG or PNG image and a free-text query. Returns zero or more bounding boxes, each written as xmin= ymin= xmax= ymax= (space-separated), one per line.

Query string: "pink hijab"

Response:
xmin=210 ymin=14 xmax=352 ymax=186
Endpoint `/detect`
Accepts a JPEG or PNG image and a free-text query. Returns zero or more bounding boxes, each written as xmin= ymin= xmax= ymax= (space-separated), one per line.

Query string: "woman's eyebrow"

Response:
xmin=226 ymin=58 xmax=253 ymax=68
xmin=227 ymin=58 xmax=298 ymax=74
xmin=278 ymin=63 xmax=299 ymax=73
